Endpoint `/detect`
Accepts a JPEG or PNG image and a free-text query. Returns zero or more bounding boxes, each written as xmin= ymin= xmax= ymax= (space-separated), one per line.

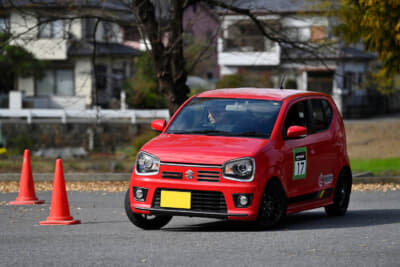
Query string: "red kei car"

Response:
xmin=125 ymin=88 xmax=352 ymax=229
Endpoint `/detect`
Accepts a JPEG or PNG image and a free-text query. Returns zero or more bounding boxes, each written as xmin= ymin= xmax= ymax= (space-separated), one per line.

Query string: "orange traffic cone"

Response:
xmin=39 ymin=159 xmax=80 ymax=225
xmin=8 ymin=149 xmax=45 ymax=205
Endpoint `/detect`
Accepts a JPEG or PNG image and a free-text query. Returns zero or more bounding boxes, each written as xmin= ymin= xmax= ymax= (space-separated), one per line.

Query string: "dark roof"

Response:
xmin=280 ymin=45 xmax=375 ymax=61
xmin=68 ymin=41 xmax=139 ymax=57
xmin=218 ymin=0 xmax=320 ymax=14
xmin=0 ymin=0 xmax=130 ymax=12
xmin=340 ymin=47 xmax=376 ymax=60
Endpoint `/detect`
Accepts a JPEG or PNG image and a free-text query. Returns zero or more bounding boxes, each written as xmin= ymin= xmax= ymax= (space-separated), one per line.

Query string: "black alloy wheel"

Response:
xmin=325 ymin=169 xmax=352 ymax=216
xmin=257 ymin=180 xmax=287 ymax=228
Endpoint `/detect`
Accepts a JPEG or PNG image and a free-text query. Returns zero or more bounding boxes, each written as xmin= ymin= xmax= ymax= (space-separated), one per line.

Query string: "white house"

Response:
xmin=0 ymin=1 xmax=138 ymax=110
xmin=217 ymin=0 xmax=381 ymax=117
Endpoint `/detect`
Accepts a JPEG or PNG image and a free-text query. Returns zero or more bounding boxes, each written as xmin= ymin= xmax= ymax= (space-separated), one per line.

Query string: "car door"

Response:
xmin=280 ymin=99 xmax=316 ymax=197
xmin=307 ymin=98 xmax=336 ymax=192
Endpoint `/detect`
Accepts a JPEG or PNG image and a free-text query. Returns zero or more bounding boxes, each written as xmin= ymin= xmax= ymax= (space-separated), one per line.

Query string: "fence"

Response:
xmin=0 ymin=108 xmax=170 ymax=124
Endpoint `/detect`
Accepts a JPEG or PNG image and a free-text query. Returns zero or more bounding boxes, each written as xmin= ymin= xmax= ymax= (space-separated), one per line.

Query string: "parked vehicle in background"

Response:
xmin=125 ymin=88 xmax=352 ymax=230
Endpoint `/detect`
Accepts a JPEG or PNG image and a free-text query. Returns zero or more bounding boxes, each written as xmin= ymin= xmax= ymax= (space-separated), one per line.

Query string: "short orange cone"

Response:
xmin=39 ymin=159 xmax=80 ymax=225
xmin=8 ymin=149 xmax=45 ymax=205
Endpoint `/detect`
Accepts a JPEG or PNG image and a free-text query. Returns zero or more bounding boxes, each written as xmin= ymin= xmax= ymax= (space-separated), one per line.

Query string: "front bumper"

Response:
xmin=133 ymin=207 xmax=248 ymax=219
xmin=129 ymin=164 xmax=263 ymax=221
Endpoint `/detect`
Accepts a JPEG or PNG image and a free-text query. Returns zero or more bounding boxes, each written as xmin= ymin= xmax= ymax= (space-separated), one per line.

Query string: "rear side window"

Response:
xmin=310 ymin=99 xmax=333 ymax=133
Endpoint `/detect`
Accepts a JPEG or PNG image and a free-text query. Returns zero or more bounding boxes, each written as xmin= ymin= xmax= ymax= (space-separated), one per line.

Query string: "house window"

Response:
xmin=84 ymin=18 xmax=115 ymax=42
xmin=310 ymin=26 xmax=326 ymax=42
xmin=112 ymin=67 xmax=125 ymax=98
xmin=124 ymin=26 xmax=140 ymax=41
xmin=100 ymin=21 xmax=113 ymax=42
xmin=284 ymin=28 xmax=300 ymax=41
xmin=224 ymin=20 xmax=278 ymax=52
xmin=307 ymin=71 xmax=333 ymax=94
xmin=84 ymin=18 xmax=96 ymax=40
xmin=95 ymin=65 xmax=107 ymax=90
xmin=0 ymin=16 xmax=9 ymax=33
xmin=343 ymin=72 xmax=354 ymax=91
xmin=283 ymin=27 xmax=310 ymax=42
xmin=38 ymin=18 xmax=65 ymax=38
xmin=36 ymin=69 xmax=74 ymax=96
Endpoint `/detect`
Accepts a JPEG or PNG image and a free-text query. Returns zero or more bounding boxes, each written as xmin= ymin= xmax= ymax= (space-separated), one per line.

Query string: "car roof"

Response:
xmin=196 ymin=88 xmax=330 ymax=101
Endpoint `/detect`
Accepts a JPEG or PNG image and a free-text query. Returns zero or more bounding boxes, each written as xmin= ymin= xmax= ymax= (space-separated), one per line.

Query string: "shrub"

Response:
xmin=216 ymin=72 xmax=273 ymax=89
xmin=133 ymin=130 xmax=158 ymax=154
xmin=284 ymin=79 xmax=298 ymax=89
xmin=7 ymin=134 xmax=37 ymax=154
xmin=125 ymin=53 xmax=167 ymax=108
xmin=216 ymin=73 xmax=245 ymax=88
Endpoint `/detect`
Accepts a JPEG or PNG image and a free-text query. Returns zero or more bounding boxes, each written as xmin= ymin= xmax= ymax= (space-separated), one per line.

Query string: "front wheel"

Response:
xmin=124 ymin=189 xmax=172 ymax=230
xmin=325 ymin=169 xmax=352 ymax=216
xmin=257 ymin=179 xmax=287 ymax=228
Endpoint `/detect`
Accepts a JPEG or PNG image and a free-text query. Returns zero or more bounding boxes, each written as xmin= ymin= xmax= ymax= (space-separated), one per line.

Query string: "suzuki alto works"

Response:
xmin=125 ymin=88 xmax=352 ymax=229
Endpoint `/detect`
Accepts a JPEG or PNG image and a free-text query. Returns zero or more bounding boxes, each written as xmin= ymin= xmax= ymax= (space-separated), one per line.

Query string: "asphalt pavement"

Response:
xmin=1 ymin=191 xmax=400 ymax=267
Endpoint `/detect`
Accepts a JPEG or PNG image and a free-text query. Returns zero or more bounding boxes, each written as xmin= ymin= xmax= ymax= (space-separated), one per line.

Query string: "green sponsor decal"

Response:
xmin=293 ymin=147 xmax=307 ymax=180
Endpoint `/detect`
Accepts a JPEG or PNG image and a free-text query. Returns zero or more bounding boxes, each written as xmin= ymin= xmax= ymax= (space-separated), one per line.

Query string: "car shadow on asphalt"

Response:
xmin=81 ymin=220 xmax=127 ymax=225
xmin=163 ymin=209 xmax=400 ymax=232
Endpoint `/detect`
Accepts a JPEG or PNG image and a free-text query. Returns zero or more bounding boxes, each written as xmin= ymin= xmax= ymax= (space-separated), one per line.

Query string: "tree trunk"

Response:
xmin=135 ymin=0 xmax=190 ymax=116
xmin=158 ymin=71 xmax=190 ymax=115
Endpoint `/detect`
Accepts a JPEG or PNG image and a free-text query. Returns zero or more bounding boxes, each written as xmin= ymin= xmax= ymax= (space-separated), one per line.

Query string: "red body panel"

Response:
xmin=144 ymin=134 xmax=269 ymax=165
xmin=128 ymin=88 xmax=350 ymax=221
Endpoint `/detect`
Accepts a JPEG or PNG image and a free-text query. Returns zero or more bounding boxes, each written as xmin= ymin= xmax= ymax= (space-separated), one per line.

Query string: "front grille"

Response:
xmin=162 ymin=171 xmax=183 ymax=179
xmin=152 ymin=189 xmax=227 ymax=213
xmin=197 ymin=170 xmax=220 ymax=182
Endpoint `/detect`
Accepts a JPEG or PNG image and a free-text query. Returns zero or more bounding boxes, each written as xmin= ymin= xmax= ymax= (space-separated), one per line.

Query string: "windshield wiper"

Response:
xmin=237 ymin=131 xmax=270 ymax=138
xmin=168 ymin=130 xmax=269 ymax=138
xmin=187 ymin=130 xmax=233 ymax=135
xmin=168 ymin=130 xmax=233 ymax=136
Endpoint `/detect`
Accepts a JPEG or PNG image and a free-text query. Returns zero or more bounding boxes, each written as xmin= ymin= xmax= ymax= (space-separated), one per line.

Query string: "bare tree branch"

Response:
xmin=205 ymin=0 xmax=337 ymax=70
xmin=186 ymin=22 xmax=221 ymax=75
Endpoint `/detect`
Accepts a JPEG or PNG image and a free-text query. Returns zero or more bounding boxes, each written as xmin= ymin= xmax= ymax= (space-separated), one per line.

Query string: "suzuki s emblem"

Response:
xmin=185 ymin=170 xmax=194 ymax=180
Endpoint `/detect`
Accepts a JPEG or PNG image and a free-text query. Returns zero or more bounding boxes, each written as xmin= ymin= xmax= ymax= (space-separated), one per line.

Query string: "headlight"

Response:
xmin=222 ymin=157 xmax=255 ymax=182
xmin=135 ymin=151 xmax=160 ymax=175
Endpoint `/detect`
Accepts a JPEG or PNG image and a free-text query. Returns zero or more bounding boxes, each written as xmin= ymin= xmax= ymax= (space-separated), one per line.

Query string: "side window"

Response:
xmin=283 ymin=100 xmax=308 ymax=138
xmin=310 ymin=99 xmax=332 ymax=133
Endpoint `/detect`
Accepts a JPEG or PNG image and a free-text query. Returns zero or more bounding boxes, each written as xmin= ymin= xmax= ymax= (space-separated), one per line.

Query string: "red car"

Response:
xmin=125 ymin=88 xmax=352 ymax=229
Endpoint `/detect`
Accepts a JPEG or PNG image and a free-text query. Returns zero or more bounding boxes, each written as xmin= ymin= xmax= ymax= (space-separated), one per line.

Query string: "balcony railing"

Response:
xmin=218 ymin=38 xmax=280 ymax=66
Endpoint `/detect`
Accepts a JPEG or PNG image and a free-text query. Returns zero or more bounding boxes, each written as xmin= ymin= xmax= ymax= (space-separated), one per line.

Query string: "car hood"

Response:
xmin=141 ymin=134 xmax=269 ymax=165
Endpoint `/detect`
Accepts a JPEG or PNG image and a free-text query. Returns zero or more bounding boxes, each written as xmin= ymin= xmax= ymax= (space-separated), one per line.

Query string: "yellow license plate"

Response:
xmin=160 ymin=191 xmax=191 ymax=209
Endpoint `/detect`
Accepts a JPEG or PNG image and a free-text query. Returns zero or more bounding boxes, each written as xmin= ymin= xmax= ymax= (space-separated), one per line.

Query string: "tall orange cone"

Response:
xmin=8 ymin=149 xmax=44 ymax=205
xmin=39 ymin=159 xmax=80 ymax=225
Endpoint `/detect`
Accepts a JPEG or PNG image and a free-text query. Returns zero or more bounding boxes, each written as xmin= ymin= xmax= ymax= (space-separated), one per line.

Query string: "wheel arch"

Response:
xmin=337 ymin=165 xmax=352 ymax=186
xmin=263 ymin=165 xmax=288 ymax=196
xmin=265 ymin=176 xmax=288 ymax=201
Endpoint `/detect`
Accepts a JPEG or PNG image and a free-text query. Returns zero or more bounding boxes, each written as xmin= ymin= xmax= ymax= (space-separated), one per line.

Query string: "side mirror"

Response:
xmin=287 ymin=125 xmax=307 ymax=139
xmin=151 ymin=119 xmax=166 ymax=132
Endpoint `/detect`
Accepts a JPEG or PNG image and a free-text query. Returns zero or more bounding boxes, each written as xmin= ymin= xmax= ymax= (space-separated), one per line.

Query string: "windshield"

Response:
xmin=166 ymin=97 xmax=282 ymax=138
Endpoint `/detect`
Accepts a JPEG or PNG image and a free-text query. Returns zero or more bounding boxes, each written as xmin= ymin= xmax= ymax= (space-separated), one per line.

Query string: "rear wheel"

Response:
xmin=257 ymin=179 xmax=287 ymax=228
xmin=325 ymin=169 xmax=352 ymax=216
xmin=124 ymin=189 xmax=172 ymax=230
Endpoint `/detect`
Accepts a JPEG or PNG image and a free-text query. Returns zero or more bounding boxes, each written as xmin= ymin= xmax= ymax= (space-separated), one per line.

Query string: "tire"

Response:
xmin=257 ymin=179 xmax=287 ymax=228
xmin=124 ymin=189 xmax=172 ymax=230
xmin=325 ymin=169 xmax=352 ymax=216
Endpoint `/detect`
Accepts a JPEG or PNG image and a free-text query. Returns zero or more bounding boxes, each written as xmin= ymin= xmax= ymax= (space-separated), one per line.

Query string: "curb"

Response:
xmin=0 ymin=173 xmax=131 ymax=182
xmin=353 ymin=176 xmax=400 ymax=184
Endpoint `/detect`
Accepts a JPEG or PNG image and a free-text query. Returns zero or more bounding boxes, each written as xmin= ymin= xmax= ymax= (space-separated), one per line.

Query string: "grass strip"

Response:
xmin=350 ymin=157 xmax=400 ymax=176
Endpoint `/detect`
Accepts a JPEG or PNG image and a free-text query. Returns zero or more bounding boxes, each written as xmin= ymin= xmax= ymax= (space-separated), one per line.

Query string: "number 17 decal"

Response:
xmin=293 ymin=147 xmax=307 ymax=180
